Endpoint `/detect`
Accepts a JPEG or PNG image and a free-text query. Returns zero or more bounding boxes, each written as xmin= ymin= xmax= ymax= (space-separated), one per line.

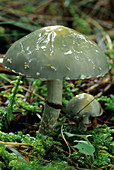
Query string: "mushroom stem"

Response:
xmin=39 ymin=80 xmax=62 ymax=134
xmin=79 ymin=116 xmax=91 ymax=131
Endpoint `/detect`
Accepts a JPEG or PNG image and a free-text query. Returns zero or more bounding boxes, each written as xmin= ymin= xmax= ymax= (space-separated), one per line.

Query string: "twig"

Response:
xmin=22 ymin=86 xmax=45 ymax=101
xmin=61 ymin=125 xmax=71 ymax=161
xmin=0 ymin=141 xmax=32 ymax=148
xmin=97 ymin=83 xmax=112 ymax=97
xmin=85 ymin=77 xmax=110 ymax=93
xmin=0 ymin=139 xmax=76 ymax=169
xmin=0 ymin=74 xmax=45 ymax=100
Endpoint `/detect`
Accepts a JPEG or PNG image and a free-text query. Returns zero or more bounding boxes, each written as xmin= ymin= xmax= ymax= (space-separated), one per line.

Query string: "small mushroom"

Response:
xmin=3 ymin=25 xmax=108 ymax=134
xmin=66 ymin=93 xmax=103 ymax=131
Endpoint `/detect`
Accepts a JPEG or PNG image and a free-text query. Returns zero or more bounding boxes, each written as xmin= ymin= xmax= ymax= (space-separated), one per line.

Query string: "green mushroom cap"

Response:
xmin=66 ymin=93 xmax=103 ymax=119
xmin=3 ymin=25 xmax=108 ymax=80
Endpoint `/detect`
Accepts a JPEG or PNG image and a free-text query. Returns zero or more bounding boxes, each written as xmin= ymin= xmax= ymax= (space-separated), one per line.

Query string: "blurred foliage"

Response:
xmin=0 ymin=0 xmax=114 ymax=52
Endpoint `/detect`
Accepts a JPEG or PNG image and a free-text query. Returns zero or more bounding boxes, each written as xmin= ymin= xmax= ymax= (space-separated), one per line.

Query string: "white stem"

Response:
xmin=79 ymin=116 xmax=91 ymax=131
xmin=39 ymin=80 xmax=62 ymax=134
xmin=82 ymin=116 xmax=90 ymax=125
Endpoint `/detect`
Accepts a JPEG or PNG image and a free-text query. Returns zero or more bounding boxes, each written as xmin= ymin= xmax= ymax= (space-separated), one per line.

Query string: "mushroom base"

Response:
xmin=79 ymin=116 xmax=91 ymax=131
xmin=39 ymin=80 xmax=62 ymax=134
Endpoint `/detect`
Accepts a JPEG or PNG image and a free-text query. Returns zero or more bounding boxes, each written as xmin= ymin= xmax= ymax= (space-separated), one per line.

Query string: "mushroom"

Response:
xmin=66 ymin=93 xmax=103 ymax=131
xmin=3 ymin=25 xmax=108 ymax=134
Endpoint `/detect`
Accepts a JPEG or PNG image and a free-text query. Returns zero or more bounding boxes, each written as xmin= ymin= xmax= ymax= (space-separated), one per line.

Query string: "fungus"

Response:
xmin=3 ymin=25 xmax=108 ymax=134
xmin=66 ymin=93 xmax=103 ymax=131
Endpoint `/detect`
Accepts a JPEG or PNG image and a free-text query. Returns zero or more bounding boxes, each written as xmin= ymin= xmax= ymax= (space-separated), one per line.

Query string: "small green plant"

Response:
xmin=91 ymin=125 xmax=114 ymax=168
xmin=0 ymin=76 xmax=22 ymax=130
xmin=32 ymin=79 xmax=47 ymax=98
xmin=63 ymin=124 xmax=114 ymax=169
xmin=0 ymin=124 xmax=113 ymax=169
xmin=65 ymin=132 xmax=95 ymax=155
xmin=0 ymin=130 xmax=73 ymax=170
xmin=98 ymin=94 xmax=114 ymax=122
xmin=0 ymin=142 xmax=31 ymax=169
xmin=62 ymin=80 xmax=81 ymax=106
xmin=6 ymin=76 xmax=22 ymax=122
xmin=98 ymin=94 xmax=114 ymax=111
xmin=0 ymin=76 xmax=44 ymax=131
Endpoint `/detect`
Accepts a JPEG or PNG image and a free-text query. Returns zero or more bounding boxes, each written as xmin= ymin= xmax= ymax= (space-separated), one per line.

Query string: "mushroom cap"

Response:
xmin=3 ymin=25 xmax=108 ymax=80
xmin=66 ymin=93 xmax=103 ymax=118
